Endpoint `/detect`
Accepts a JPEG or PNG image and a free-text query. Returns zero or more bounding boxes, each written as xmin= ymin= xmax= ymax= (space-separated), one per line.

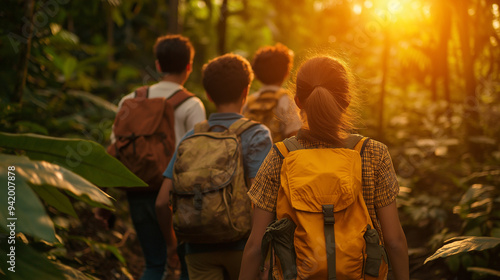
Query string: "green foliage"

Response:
xmin=0 ymin=132 xmax=147 ymax=188
xmin=425 ymin=237 xmax=500 ymax=264
xmin=0 ymin=240 xmax=65 ymax=280
xmin=0 ymin=134 xmax=145 ymax=279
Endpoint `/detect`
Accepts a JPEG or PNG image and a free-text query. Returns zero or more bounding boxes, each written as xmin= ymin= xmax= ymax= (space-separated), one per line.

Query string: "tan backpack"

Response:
xmin=171 ymin=118 xmax=257 ymax=243
xmin=243 ymin=89 xmax=288 ymax=143
xmin=107 ymin=86 xmax=193 ymax=192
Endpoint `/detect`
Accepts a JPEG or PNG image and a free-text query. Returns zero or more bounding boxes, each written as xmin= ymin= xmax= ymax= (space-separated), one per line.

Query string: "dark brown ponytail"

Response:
xmin=295 ymin=56 xmax=355 ymax=145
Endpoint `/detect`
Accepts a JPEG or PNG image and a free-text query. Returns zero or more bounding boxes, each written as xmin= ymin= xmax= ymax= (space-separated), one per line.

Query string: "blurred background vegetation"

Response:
xmin=1 ymin=0 xmax=499 ymax=279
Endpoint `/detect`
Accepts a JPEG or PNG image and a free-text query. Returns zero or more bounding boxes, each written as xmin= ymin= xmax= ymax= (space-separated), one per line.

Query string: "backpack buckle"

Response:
xmin=322 ymin=205 xmax=335 ymax=225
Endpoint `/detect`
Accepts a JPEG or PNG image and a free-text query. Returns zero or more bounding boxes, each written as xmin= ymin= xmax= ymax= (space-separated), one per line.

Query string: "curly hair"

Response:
xmin=252 ymin=43 xmax=294 ymax=85
xmin=154 ymin=34 xmax=194 ymax=74
xmin=202 ymin=54 xmax=254 ymax=105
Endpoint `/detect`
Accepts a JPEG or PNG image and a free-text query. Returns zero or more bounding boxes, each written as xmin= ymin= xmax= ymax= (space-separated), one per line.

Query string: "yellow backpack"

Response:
xmin=266 ymin=135 xmax=388 ymax=280
xmin=243 ymin=89 xmax=288 ymax=143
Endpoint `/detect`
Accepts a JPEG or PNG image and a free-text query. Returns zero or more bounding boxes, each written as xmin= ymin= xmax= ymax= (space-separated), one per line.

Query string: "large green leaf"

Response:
xmin=0 ymin=154 xmax=113 ymax=209
xmin=0 ymin=159 xmax=56 ymax=242
xmin=425 ymin=236 xmax=500 ymax=264
xmin=0 ymin=237 xmax=65 ymax=280
xmin=31 ymin=185 xmax=78 ymax=218
xmin=0 ymin=132 xmax=147 ymax=188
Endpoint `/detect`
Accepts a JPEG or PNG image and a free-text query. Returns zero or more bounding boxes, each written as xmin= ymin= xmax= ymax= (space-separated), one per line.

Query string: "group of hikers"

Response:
xmin=103 ymin=34 xmax=409 ymax=280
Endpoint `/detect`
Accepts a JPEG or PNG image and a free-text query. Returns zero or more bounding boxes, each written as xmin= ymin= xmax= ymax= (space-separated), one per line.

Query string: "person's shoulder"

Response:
xmin=249 ymin=120 xmax=271 ymax=133
xmin=116 ymin=90 xmax=136 ymax=108
xmin=362 ymin=137 xmax=390 ymax=158
xmin=176 ymin=90 xmax=205 ymax=109
xmin=240 ymin=120 xmax=272 ymax=140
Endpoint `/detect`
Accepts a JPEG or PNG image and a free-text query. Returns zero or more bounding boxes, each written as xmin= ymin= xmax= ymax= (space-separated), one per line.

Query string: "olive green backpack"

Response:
xmin=171 ymin=118 xmax=258 ymax=243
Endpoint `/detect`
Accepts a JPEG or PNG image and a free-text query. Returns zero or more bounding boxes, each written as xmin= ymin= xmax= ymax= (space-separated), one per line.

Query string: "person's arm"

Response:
xmin=376 ymin=201 xmax=409 ymax=280
xmin=239 ymin=207 xmax=275 ymax=280
xmin=155 ymin=178 xmax=179 ymax=268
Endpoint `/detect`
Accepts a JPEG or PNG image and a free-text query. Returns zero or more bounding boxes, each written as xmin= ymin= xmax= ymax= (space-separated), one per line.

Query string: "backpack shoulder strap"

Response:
xmin=258 ymin=88 xmax=288 ymax=101
xmin=345 ymin=134 xmax=370 ymax=154
xmin=134 ymin=86 xmax=149 ymax=98
xmin=194 ymin=120 xmax=210 ymax=133
xmin=353 ymin=136 xmax=370 ymax=155
xmin=273 ymin=136 xmax=302 ymax=159
xmin=167 ymin=88 xmax=195 ymax=109
xmin=283 ymin=137 xmax=303 ymax=152
xmin=345 ymin=134 xmax=364 ymax=149
xmin=228 ymin=118 xmax=259 ymax=136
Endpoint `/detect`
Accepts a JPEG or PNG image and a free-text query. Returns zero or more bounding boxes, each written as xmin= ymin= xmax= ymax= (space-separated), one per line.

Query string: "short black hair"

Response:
xmin=252 ymin=43 xmax=293 ymax=85
xmin=154 ymin=34 xmax=194 ymax=74
xmin=202 ymin=54 xmax=254 ymax=105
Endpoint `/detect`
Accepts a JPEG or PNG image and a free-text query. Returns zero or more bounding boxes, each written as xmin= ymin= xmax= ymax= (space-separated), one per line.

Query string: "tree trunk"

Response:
xmin=217 ymin=0 xmax=228 ymax=55
xmin=437 ymin=0 xmax=452 ymax=120
xmin=107 ymin=6 xmax=114 ymax=64
xmin=15 ymin=0 xmax=35 ymax=105
xmin=456 ymin=0 xmax=479 ymax=150
xmin=169 ymin=0 xmax=179 ymax=34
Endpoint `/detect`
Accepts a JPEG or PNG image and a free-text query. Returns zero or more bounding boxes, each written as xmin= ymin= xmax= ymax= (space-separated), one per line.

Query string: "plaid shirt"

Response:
xmin=248 ymin=130 xmax=400 ymax=240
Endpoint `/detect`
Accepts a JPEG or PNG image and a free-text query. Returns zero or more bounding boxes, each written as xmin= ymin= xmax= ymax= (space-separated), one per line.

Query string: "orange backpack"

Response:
xmin=107 ymin=86 xmax=193 ymax=192
xmin=266 ymin=135 xmax=388 ymax=280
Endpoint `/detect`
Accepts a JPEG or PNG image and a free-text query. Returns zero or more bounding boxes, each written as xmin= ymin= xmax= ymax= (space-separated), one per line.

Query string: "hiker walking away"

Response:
xmin=106 ymin=34 xmax=206 ymax=280
xmin=156 ymin=54 xmax=273 ymax=280
xmin=242 ymin=43 xmax=301 ymax=143
xmin=239 ymin=56 xmax=409 ymax=280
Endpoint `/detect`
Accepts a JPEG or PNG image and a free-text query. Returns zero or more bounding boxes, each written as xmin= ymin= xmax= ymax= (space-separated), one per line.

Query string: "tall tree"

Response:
xmin=169 ymin=0 xmax=180 ymax=33
xmin=217 ymin=0 xmax=229 ymax=54
xmin=14 ymin=0 xmax=35 ymax=104
xmin=456 ymin=0 xmax=480 ymax=145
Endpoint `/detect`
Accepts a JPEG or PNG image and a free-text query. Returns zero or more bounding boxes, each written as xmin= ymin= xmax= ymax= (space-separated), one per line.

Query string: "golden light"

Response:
xmin=493 ymin=19 xmax=500 ymax=30
xmin=410 ymin=1 xmax=421 ymax=10
xmin=387 ymin=1 xmax=402 ymax=14
xmin=353 ymin=4 xmax=363 ymax=14
xmin=314 ymin=1 xmax=324 ymax=12
xmin=491 ymin=36 xmax=498 ymax=47
xmin=493 ymin=4 xmax=499 ymax=17
xmin=422 ymin=4 xmax=431 ymax=18
xmin=367 ymin=0 xmax=421 ymax=22
xmin=197 ymin=0 xmax=206 ymax=8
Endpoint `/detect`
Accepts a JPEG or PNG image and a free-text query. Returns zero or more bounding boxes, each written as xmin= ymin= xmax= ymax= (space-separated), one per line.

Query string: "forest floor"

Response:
xmin=68 ymin=192 xmax=453 ymax=280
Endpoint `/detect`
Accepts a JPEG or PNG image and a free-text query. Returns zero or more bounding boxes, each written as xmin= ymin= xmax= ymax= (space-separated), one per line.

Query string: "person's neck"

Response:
xmin=215 ymin=102 xmax=243 ymax=114
xmin=161 ymin=73 xmax=186 ymax=86
xmin=263 ymin=82 xmax=282 ymax=88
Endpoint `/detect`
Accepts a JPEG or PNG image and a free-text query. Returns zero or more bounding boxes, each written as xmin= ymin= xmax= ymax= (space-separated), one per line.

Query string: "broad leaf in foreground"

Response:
xmin=0 ymin=132 xmax=147 ymax=188
xmin=0 ymin=237 xmax=65 ymax=280
xmin=0 ymin=157 xmax=56 ymax=242
xmin=0 ymin=155 xmax=114 ymax=241
xmin=425 ymin=236 xmax=500 ymax=264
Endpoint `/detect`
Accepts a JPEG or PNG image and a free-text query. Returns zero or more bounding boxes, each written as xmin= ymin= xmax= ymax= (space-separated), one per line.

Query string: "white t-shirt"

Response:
xmin=112 ymin=81 xmax=206 ymax=145
xmin=245 ymin=85 xmax=302 ymax=137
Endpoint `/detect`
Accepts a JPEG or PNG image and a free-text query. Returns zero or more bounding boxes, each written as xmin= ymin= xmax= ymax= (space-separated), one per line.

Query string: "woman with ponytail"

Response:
xmin=239 ymin=56 xmax=409 ymax=280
